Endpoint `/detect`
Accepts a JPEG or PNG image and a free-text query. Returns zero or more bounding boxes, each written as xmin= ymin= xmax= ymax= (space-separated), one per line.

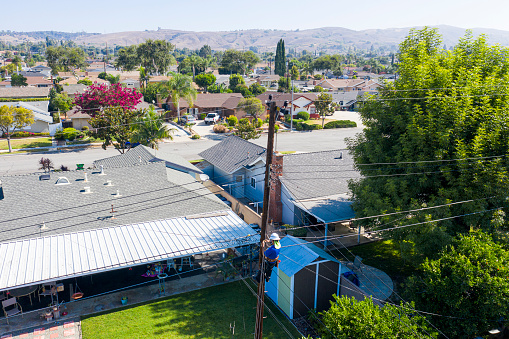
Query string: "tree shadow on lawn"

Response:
xmin=82 ymin=280 xmax=297 ymax=339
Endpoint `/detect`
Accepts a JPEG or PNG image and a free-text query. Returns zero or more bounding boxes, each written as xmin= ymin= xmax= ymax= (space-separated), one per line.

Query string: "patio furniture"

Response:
xmin=345 ymin=256 xmax=364 ymax=273
xmin=9 ymin=284 xmax=38 ymax=305
xmin=38 ymin=283 xmax=57 ymax=303
xmin=0 ymin=291 xmax=7 ymax=302
xmin=2 ymin=297 xmax=22 ymax=324
xmin=179 ymin=256 xmax=193 ymax=272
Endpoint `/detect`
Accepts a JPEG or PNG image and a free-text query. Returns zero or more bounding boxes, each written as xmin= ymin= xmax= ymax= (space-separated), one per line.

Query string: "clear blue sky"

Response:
xmin=1 ymin=0 xmax=508 ymax=33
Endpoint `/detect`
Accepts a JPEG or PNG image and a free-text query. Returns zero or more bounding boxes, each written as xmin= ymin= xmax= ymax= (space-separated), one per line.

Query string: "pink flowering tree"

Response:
xmin=74 ymin=83 xmax=142 ymax=117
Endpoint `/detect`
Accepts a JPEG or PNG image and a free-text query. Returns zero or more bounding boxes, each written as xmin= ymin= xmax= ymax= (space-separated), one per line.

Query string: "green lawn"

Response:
xmin=0 ymin=137 xmax=52 ymax=150
xmin=81 ymin=281 xmax=301 ymax=339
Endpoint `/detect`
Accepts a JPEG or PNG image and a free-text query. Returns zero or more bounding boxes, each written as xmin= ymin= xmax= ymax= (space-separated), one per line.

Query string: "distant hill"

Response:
xmin=2 ymin=26 xmax=509 ymax=52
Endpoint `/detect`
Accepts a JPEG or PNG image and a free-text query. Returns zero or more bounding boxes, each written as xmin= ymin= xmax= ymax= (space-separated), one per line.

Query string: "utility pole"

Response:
xmin=254 ymin=98 xmax=277 ymax=339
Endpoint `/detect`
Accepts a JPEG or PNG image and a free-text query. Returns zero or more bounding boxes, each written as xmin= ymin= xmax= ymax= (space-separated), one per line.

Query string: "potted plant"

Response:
xmin=121 ymin=296 xmax=128 ymax=305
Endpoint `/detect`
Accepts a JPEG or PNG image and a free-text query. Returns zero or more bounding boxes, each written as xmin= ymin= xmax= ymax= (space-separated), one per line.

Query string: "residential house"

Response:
xmin=0 ymin=159 xmax=257 ymax=300
xmin=166 ymin=93 xmax=244 ymax=119
xmin=317 ymin=78 xmax=382 ymax=92
xmin=0 ymin=76 xmax=52 ymax=88
xmin=120 ymin=78 xmax=140 ymax=89
xmin=0 ymin=101 xmax=54 ymax=134
xmin=31 ymin=65 xmax=52 ymax=77
xmin=61 ymin=84 xmax=88 ymax=99
xmin=271 ymin=150 xmax=360 ymax=227
xmin=256 ymin=93 xmax=319 ymax=118
xmin=330 ymin=91 xmax=360 ymax=111
xmin=0 ymin=87 xmax=51 ymax=99
xmin=254 ymin=74 xmax=280 ymax=88
xmin=198 ymin=135 xmax=266 ymax=207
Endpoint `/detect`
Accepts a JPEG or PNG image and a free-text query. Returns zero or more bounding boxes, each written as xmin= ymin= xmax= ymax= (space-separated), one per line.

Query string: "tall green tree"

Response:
xmin=319 ymin=295 xmax=436 ymax=338
xmin=220 ymin=50 xmax=260 ymax=75
xmin=228 ymin=74 xmax=245 ymax=91
xmin=0 ymin=105 xmax=34 ymax=153
xmin=137 ymin=39 xmax=175 ymax=75
xmin=274 ymin=39 xmax=286 ymax=76
xmin=45 ymin=46 xmax=87 ymax=78
xmin=10 ymin=73 xmax=27 ymax=87
xmin=133 ymin=107 xmax=174 ymax=149
xmin=166 ymin=73 xmax=197 ymax=121
xmin=194 ymin=73 xmax=216 ymax=92
xmin=51 ymin=92 xmax=74 ymax=118
xmin=198 ymin=45 xmax=212 ymax=58
xmin=347 ymin=27 xmax=509 ymax=259
xmin=114 ymin=45 xmax=139 ymax=71
xmin=315 ymin=92 xmax=334 ymax=127
xmin=405 ymin=230 xmax=509 ymax=338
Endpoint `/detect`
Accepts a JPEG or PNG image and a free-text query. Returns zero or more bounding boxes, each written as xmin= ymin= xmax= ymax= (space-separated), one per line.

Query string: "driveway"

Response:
xmin=189 ymin=120 xmax=216 ymax=137
xmin=331 ymin=110 xmax=364 ymax=128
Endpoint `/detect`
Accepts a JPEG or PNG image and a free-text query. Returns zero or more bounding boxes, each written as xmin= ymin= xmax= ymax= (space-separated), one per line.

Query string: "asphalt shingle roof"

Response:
xmin=0 ymin=162 xmax=226 ymax=243
xmin=281 ymin=150 xmax=360 ymax=200
xmin=94 ymin=145 xmax=202 ymax=174
xmin=0 ymin=87 xmax=51 ymax=98
xmin=199 ymin=136 xmax=266 ymax=174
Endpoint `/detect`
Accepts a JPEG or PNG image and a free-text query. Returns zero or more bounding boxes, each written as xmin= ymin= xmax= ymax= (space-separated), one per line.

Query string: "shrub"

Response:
xmin=82 ymin=126 xmax=89 ymax=131
xmin=295 ymin=122 xmax=323 ymax=131
xmin=324 ymin=120 xmax=357 ymax=129
xmin=200 ymin=113 xmax=207 ymax=120
xmin=9 ymin=131 xmax=50 ymax=138
xmin=283 ymin=224 xmax=307 ymax=237
xmin=274 ymin=125 xmax=280 ymax=132
xmin=55 ymin=128 xmax=80 ymax=141
xmin=213 ymin=124 xmax=228 ymax=133
xmin=227 ymin=116 xmax=238 ymax=126
xmin=191 ymin=134 xmax=201 ymax=139
xmin=296 ymin=111 xmax=310 ymax=121
xmin=255 ymin=118 xmax=263 ymax=128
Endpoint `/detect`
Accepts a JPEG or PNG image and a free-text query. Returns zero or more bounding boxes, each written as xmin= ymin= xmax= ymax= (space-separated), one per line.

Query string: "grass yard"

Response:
xmin=304 ymin=118 xmax=335 ymax=126
xmin=0 ymin=137 xmax=52 ymax=150
xmin=81 ymin=281 xmax=301 ymax=339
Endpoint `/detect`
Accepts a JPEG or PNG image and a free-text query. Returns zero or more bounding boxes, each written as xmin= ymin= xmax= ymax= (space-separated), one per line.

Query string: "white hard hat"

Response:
xmin=269 ymin=233 xmax=280 ymax=241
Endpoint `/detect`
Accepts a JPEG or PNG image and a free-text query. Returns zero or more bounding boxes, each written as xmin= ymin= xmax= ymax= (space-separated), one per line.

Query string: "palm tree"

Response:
xmin=166 ymin=73 xmax=197 ymax=122
xmin=133 ymin=107 xmax=174 ymax=149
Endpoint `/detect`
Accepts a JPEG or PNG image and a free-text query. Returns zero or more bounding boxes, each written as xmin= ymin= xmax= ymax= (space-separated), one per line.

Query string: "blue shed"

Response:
xmin=265 ymin=235 xmax=345 ymax=319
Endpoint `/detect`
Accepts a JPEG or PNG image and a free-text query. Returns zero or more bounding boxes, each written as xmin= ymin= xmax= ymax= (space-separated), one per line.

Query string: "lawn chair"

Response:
xmin=0 ymin=291 xmax=7 ymax=302
xmin=2 ymin=297 xmax=22 ymax=324
xmin=346 ymin=255 xmax=364 ymax=273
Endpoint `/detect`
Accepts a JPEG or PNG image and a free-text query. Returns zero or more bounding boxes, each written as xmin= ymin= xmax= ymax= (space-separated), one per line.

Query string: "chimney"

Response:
xmin=268 ymin=153 xmax=284 ymax=224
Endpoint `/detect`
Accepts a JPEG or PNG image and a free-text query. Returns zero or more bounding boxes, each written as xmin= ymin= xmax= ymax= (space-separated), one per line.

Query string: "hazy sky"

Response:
xmin=2 ymin=0 xmax=509 ymax=33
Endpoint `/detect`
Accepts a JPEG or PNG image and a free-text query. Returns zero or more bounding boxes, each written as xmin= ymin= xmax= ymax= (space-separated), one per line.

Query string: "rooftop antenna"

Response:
xmin=110 ymin=204 xmax=117 ymax=219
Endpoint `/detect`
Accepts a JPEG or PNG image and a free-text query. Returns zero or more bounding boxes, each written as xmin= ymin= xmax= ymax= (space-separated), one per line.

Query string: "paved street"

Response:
xmin=0 ymin=112 xmax=364 ymax=175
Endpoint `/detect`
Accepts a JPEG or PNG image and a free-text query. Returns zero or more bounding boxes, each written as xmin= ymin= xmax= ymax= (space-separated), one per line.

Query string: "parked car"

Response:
xmin=204 ymin=113 xmax=220 ymax=125
xmin=180 ymin=115 xmax=197 ymax=125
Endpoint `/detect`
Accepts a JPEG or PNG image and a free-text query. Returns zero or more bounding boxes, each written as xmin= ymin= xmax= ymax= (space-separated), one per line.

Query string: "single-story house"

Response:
xmin=30 ymin=65 xmax=52 ymax=77
xmin=120 ymin=78 xmax=140 ymax=89
xmin=316 ymin=79 xmax=382 ymax=92
xmin=61 ymin=84 xmax=88 ymax=99
xmin=0 ymin=87 xmax=51 ymax=99
xmin=254 ymin=74 xmax=280 ymax=88
xmin=0 ymin=160 xmax=258 ymax=294
xmin=265 ymin=235 xmax=345 ymax=319
xmin=166 ymin=93 xmax=244 ymax=119
xmin=330 ymin=91 xmax=360 ymax=111
xmin=256 ymin=93 xmax=319 ymax=119
xmin=198 ymin=135 xmax=266 ymax=206
xmin=0 ymin=101 xmax=54 ymax=134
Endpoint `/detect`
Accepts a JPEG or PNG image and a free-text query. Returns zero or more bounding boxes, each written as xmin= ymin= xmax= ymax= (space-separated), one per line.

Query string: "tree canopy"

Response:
xmin=347 ymin=27 xmax=509 ymax=259
xmin=45 ymin=46 xmax=87 ymax=76
xmin=220 ymin=50 xmax=259 ymax=74
xmin=74 ymin=83 xmax=142 ymax=117
xmin=194 ymin=73 xmax=216 ymax=92
xmin=132 ymin=107 xmax=173 ymax=150
xmin=237 ymin=97 xmax=264 ymax=118
xmin=10 ymin=73 xmax=27 ymax=87
xmin=0 ymin=105 xmax=34 ymax=152
xmin=234 ymin=117 xmax=261 ymax=140
xmin=275 ymin=39 xmax=286 ymax=76
xmin=166 ymin=73 xmax=197 ymax=120
xmin=115 ymin=40 xmax=176 ymax=75
xmin=405 ymin=230 xmax=509 ymax=338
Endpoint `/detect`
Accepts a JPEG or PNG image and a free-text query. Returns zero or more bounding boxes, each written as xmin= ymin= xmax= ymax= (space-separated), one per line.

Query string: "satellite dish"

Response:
xmin=199 ymin=174 xmax=209 ymax=182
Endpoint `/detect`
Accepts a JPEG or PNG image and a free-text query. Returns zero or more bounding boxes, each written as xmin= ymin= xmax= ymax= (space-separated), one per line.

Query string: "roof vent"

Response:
xmin=139 ymin=155 xmax=142 ymax=163
xmin=105 ymin=180 xmax=113 ymax=186
xmin=84 ymin=172 xmax=88 ymax=182
xmin=98 ymin=165 xmax=106 ymax=176
xmin=55 ymin=177 xmax=71 ymax=185
xmin=335 ymin=151 xmax=343 ymax=160
xmin=82 ymin=186 xmax=92 ymax=194
xmin=0 ymin=180 xmax=3 ymax=200
xmin=39 ymin=174 xmax=51 ymax=181
xmin=113 ymin=189 xmax=121 ymax=197
xmin=39 ymin=222 xmax=48 ymax=230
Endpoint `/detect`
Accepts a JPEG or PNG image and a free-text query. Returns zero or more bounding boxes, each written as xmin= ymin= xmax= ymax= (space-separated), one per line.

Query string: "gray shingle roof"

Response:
xmin=0 ymin=162 xmax=226 ymax=243
xmin=94 ymin=145 xmax=203 ymax=174
xmin=199 ymin=136 xmax=266 ymax=174
xmin=0 ymin=87 xmax=51 ymax=98
xmin=281 ymin=150 xmax=360 ymax=200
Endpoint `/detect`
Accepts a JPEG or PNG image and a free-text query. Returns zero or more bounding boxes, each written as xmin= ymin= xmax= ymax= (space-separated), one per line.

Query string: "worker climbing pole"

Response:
xmin=254 ymin=233 xmax=281 ymax=284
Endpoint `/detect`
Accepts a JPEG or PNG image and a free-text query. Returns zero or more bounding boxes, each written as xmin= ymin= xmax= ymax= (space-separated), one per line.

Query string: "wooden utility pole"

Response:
xmin=254 ymin=99 xmax=277 ymax=339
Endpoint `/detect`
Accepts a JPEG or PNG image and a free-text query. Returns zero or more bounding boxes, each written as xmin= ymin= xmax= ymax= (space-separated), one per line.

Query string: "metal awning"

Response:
xmin=292 ymin=194 xmax=355 ymax=224
xmin=0 ymin=210 xmax=258 ymax=291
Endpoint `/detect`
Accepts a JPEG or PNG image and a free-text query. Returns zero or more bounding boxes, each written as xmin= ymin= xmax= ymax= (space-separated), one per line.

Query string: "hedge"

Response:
xmin=323 ymin=120 xmax=357 ymax=129
xmin=296 ymin=111 xmax=310 ymax=120
xmin=0 ymin=98 xmax=49 ymax=102
xmin=295 ymin=122 xmax=323 ymax=131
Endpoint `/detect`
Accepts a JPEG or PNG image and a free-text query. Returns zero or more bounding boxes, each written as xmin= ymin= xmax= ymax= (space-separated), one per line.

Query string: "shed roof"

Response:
xmin=277 ymin=235 xmax=339 ymax=277
xmin=199 ymin=136 xmax=266 ymax=174
xmin=292 ymin=193 xmax=355 ymax=223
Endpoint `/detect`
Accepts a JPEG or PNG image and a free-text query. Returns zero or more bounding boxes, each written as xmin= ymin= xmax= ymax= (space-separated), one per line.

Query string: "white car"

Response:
xmin=204 ymin=113 xmax=220 ymax=124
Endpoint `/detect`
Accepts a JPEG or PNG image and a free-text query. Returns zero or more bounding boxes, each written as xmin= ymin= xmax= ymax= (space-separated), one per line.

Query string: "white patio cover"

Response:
xmin=0 ymin=210 xmax=258 ymax=291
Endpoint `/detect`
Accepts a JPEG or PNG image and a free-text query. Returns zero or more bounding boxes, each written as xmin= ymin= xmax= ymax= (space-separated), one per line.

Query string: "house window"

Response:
xmin=250 ymin=177 xmax=256 ymax=188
